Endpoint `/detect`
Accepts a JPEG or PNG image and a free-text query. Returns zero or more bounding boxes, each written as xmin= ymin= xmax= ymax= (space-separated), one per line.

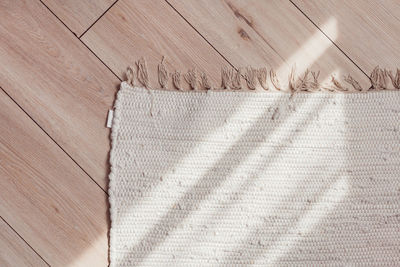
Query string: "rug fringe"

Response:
xmin=136 ymin=57 xmax=149 ymax=88
xmin=244 ymin=67 xmax=257 ymax=90
xmin=158 ymin=56 xmax=168 ymax=89
xmin=184 ymin=68 xmax=198 ymax=90
xmin=171 ymin=71 xmax=182 ymax=91
xmin=126 ymin=66 xmax=135 ymax=87
xmin=221 ymin=67 xmax=233 ymax=90
xmin=257 ymin=67 xmax=268 ymax=91
xmin=201 ymin=73 xmax=213 ymax=90
xmin=126 ymin=57 xmax=400 ymax=92
xmin=388 ymin=68 xmax=400 ymax=89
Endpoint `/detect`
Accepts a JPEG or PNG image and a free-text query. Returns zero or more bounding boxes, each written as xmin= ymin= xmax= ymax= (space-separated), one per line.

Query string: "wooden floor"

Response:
xmin=0 ymin=0 xmax=399 ymax=266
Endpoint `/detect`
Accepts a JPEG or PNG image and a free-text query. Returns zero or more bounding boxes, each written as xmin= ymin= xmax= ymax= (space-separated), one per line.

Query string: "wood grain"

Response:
xmin=167 ymin=0 xmax=370 ymax=87
xmin=1 ymin=0 xmax=399 ymax=265
xmin=292 ymin=0 xmax=400 ymax=74
xmin=81 ymin=0 xmax=229 ymax=90
xmin=167 ymin=0 xmax=284 ymax=68
xmin=0 ymin=0 xmax=120 ymax=189
xmin=0 ymin=89 xmax=108 ymax=266
xmin=41 ymin=0 xmax=115 ymax=36
xmin=0 ymin=218 xmax=48 ymax=267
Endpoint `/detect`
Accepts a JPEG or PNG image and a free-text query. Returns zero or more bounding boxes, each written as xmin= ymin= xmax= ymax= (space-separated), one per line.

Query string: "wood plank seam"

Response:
xmin=163 ymin=0 xmax=370 ymax=91
xmin=0 ymin=0 xmax=124 ymax=192
xmin=38 ymin=0 xmax=122 ymax=82
xmin=79 ymin=0 xmax=120 ymax=39
xmin=291 ymin=0 xmax=400 ymax=72
xmin=39 ymin=0 xmax=116 ymax=37
xmin=164 ymin=0 xmax=267 ymax=85
xmin=0 ymin=86 xmax=107 ymax=195
xmin=80 ymin=0 xmax=234 ymax=90
xmin=289 ymin=0 xmax=369 ymax=78
xmin=0 ymin=216 xmax=50 ymax=267
xmin=0 ymin=85 xmax=110 ymax=265
xmin=164 ymin=0 xmax=237 ymax=70
xmin=163 ymin=0 xmax=370 ymax=94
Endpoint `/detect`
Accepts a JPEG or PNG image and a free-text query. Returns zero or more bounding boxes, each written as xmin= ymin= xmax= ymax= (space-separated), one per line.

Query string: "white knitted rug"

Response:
xmin=109 ymin=82 xmax=400 ymax=266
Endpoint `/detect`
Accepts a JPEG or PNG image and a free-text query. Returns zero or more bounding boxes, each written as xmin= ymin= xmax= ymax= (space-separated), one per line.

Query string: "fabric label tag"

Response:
xmin=106 ymin=110 xmax=114 ymax=128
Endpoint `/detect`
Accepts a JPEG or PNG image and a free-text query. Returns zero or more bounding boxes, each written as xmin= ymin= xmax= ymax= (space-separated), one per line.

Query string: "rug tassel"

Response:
xmin=201 ymin=73 xmax=212 ymax=90
xmin=172 ymin=71 xmax=182 ymax=91
xmin=329 ymin=75 xmax=348 ymax=92
xmin=370 ymin=66 xmax=391 ymax=90
xmin=369 ymin=66 xmax=380 ymax=90
xmin=288 ymin=67 xmax=314 ymax=92
xmin=232 ymin=68 xmax=242 ymax=90
xmin=184 ymin=69 xmax=198 ymax=90
xmin=288 ymin=66 xmax=300 ymax=92
xmin=221 ymin=67 xmax=233 ymax=89
xmin=257 ymin=67 xmax=268 ymax=90
xmin=270 ymin=69 xmax=282 ymax=91
xmin=244 ymin=66 xmax=257 ymax=90
xmin=126 ymin=66 xmax=135 ymax=86
xmin=309 ymin=71 xmax=320 ymax=92
xmin=136 ymin=57 xmax=149 ymax=88
xmin=388 ymin=68 xmax=400 ymax=89
xmin=158 ymin=56 xmax=168 ymax=89
xmin=344 ymin=74 xmax=363 ymax=91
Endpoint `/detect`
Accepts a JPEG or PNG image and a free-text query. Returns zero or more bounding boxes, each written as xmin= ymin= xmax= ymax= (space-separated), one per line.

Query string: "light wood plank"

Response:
xmin=0 ymin=0 xmax=120 ymax=189
xmin=292 ymin=0 xmax=400 ymax=74
xmin=0 ymin=218 xmax=48 ymax=267
xmin=81 ymin=0 xmax=229 ymax=90
xmin=0 ymin=89 xmax=108 ymax=266
xmin=167 ymin=0 xmax=285 ymax=69
xmin=166 ymin=0 xmax=370 ymax=87
xmin=41 ymin=0 xmax=115 ymax=36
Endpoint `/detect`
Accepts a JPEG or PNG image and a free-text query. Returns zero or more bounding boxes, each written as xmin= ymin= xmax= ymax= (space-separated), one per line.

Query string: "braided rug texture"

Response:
xmin=109 ymin=82 xmax=400 ymax=266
